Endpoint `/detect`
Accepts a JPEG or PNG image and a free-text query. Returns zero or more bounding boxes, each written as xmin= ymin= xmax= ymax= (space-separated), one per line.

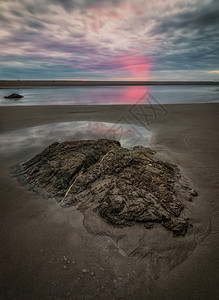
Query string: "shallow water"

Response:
xmin=0 ymin=121 xmax=151 ymax=162
xmin=0 ymin=85 xmax=218 ymax=106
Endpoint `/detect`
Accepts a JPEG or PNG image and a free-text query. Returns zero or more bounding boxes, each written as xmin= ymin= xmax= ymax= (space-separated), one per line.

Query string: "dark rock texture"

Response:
xmin=14 ymin=139 xmax=197 ymax=236
xmin=4 ymin=93 xmax=24 ymax=99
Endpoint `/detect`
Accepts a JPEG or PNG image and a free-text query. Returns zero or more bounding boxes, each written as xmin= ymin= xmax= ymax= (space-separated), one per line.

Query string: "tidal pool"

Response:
xmin=0 ymin=121 xmax=151 ymax=161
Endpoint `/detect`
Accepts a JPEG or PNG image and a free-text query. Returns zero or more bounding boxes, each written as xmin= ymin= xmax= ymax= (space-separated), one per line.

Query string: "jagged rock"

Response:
xmin=13 ymin=139 xmax=196 ymax=236
xmin=162 ymin=218 xmax=189 ymax=237
xmin=191 ymin=189 xmax=198 ymax=197
xmin=4 ymin=93 xmax=24 ymax=99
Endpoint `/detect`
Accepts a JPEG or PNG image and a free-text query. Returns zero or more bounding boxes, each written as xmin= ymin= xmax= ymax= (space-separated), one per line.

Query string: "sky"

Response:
xmin=0 ymin=0 xmax=219 ymax=80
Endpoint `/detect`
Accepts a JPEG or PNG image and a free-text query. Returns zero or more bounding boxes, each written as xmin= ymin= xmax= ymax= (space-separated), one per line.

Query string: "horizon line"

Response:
xmin=0 ymin=79 xmax=219 ymax=89
xmin=0 ymin=79 xmax=218 ymax=87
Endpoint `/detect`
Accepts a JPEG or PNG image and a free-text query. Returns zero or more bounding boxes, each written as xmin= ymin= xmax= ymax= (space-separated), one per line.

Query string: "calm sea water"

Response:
xmin=0 ymin=85 xmax=218 ymax=106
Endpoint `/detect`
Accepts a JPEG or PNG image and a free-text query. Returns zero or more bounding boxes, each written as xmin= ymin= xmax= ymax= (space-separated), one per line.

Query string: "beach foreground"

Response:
xmin=0 ymin=103 xmax=218 ymax=299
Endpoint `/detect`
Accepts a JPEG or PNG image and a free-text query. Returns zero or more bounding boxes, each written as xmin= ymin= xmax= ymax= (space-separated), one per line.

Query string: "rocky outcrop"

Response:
xmin=4 ymin=93 xmax=24 ymax=99
xmin=13 ymin=139 xmax=197 ymax=236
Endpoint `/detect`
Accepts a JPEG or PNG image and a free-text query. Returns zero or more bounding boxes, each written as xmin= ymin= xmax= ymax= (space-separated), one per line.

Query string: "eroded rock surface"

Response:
xmin=13 ymin=139 xmax=197 ymax=236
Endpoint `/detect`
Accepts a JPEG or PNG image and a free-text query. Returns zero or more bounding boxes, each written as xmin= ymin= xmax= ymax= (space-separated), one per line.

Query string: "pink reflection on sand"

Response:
xmin=90 ymin=123 xmax=134 ymax=136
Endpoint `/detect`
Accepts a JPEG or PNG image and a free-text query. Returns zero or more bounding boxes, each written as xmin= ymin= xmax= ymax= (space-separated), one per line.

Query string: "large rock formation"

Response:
xmin=13 ymin=139 xmax=197 ymax=236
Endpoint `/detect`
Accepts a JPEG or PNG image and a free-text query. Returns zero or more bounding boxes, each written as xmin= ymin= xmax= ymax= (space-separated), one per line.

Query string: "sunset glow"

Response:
xmin=0 ymin=0 xmax=218 ymax=80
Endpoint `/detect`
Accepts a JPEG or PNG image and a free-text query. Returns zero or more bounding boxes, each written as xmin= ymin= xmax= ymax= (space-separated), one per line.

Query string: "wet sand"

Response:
xmin=0 ymin=103 xmax=219 ymax=299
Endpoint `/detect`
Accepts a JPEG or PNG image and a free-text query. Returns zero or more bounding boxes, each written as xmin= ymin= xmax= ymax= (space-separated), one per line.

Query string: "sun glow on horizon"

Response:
xmin=207 ymin=71 xmax=219 ymax=74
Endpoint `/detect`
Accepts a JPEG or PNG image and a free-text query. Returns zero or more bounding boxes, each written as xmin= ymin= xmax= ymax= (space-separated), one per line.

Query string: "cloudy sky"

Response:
xmin=0 ymin=0 xmax=218 ymax=80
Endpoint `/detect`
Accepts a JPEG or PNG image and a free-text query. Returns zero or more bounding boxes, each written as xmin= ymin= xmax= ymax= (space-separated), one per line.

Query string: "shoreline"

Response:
xmin=0 ymin=102 xmax=218 ymax=134
xmin=0 ymin=80 xmax=219 ymax=88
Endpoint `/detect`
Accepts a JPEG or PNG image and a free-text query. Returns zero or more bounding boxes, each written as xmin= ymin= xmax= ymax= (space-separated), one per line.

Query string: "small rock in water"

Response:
xmin=4 ymin=93 xmax=24 ymax=99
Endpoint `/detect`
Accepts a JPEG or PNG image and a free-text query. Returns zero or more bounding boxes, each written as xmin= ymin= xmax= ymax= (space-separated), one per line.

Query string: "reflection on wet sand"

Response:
xmin=0 ymin=121 xmax=151 ymax=157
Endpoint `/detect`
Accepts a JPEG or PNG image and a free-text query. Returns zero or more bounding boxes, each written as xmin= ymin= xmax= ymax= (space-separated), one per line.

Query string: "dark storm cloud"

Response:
xmin=0 ymin=12 xmax=7 ymax=22
xmin=152 ymin=39 xmax=219 ymax=71
xmin=152 ymin=0 xmax=219 ymax=36
xmin=26 ymin=20 xmax=46 ymax=29
xmin=19 ymin=0 xmax=124 ymax=13
xmin=149 ymin=0 xmax=219 ymax=72
xmin=54 ymin=0 xmax=124 ymax=11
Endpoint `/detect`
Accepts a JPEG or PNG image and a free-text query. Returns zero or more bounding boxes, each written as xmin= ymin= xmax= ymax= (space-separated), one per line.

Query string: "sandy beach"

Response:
xmin=0 ymin=103 xmax=218 ymax=299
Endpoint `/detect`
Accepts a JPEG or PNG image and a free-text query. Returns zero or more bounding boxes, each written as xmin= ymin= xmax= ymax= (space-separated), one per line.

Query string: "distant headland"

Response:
xmin=0 ymin=80 xmax=219 ymax=88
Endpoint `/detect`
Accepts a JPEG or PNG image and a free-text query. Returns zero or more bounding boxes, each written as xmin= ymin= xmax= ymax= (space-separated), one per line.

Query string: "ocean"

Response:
xmin=0 ymin=85 xmax=218 ymax=106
